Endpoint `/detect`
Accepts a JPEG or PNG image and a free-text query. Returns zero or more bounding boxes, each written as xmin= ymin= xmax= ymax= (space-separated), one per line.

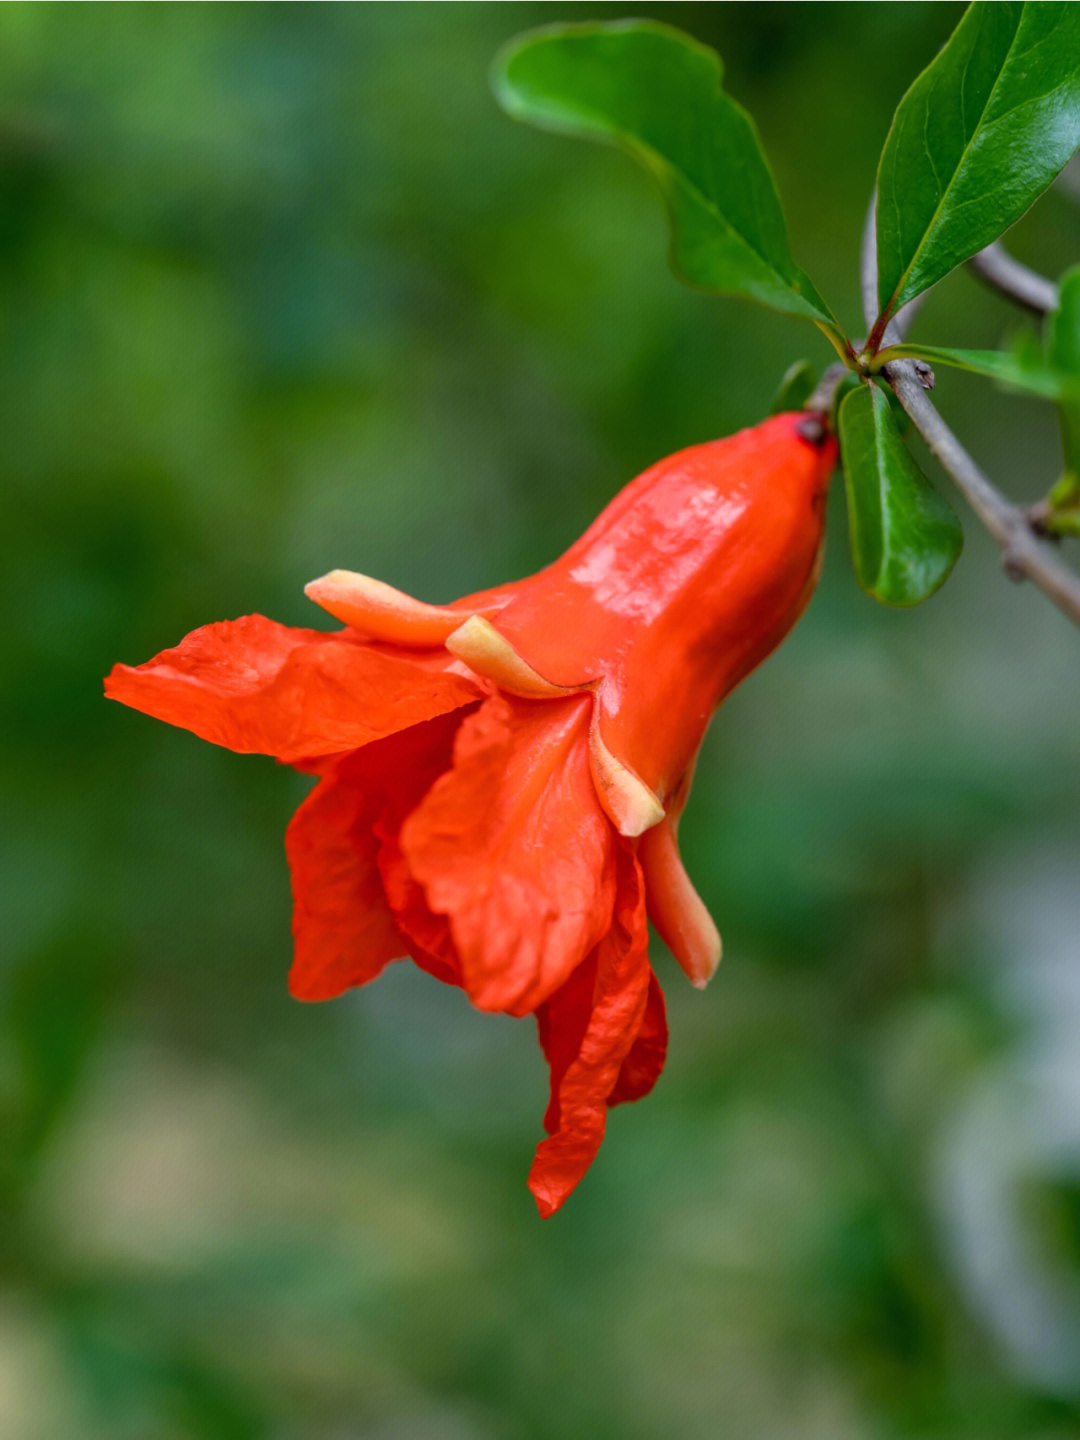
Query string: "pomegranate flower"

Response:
xmin=105 ymin=412 xmax=836 ymax=1215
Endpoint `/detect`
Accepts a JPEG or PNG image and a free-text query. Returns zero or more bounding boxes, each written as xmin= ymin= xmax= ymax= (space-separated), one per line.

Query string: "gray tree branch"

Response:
xmin=967 ymin=242 xmax=1059 ymax=316
xmin=860 ymin=201 xmax=1080 ymax=628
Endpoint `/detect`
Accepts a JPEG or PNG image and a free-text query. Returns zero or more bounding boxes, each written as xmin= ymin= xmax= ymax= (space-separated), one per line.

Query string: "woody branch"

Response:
xmin=860 ymin=202 xmax=1080 ymax=628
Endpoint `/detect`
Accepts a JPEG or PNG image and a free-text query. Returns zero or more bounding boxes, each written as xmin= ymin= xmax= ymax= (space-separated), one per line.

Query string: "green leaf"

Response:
xmin=1048 ymin=266 xmax=1080 ymax=374
xmin=768 ymin=360 xmax=817 ymax=415
xmin=839 ymin=383 xmax=963 ymax=605
xmin=1045 ymin=471 xmax=1080 ymax=535
xmin=1048 ymin=265 xmax=1080 ymax=476
xmin=874 ymin=340 xmax=1070 ymax=398
xmin=876 ymin=337 xmax=1080 ymax=403
xmin=493 ymin=22 xmax=838 ymax=328
xmin=875 ymin=3 xmax=1080 ymax=325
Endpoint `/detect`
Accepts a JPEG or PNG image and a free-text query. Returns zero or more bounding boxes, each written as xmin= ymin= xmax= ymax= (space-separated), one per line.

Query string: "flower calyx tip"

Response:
xmin=638 ymin=813 xmax=721 ymax=987
xmin=306 ymin=570 xmax=487 ymax=646
xmin=588 ymin=723 xmax=665 ymax=839
xmin=445 ymin=615 xmax=572 ymax=699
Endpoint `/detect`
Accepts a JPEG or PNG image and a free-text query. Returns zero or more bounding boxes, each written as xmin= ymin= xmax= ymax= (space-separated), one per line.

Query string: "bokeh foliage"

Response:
xmin=4 ymin=5 xmax=1080 ymax=1438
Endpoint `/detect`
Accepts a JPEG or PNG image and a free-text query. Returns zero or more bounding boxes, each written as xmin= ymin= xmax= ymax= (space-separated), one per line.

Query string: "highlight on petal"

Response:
xmin=401 ymin=691 xmax=617 ymax=1017
xmin=588 ymin=721 xmax=665 ymax=838
xmin=305 ymin=570 xmax=500 ymax=647
xmin=528 ymin=846 xmax=652 ymax=1218
xmin=488 ymin=414 xmax=835 ymax=803
xmin=445 ymin=615 xmax=573 ymax=699
xmin=638 ymin=811 xmax=721 ymax=988
xmin=105 ymin=615 xmax=481 ymax=763
xmin=287 ymin=712 xmax=466 ymax=1000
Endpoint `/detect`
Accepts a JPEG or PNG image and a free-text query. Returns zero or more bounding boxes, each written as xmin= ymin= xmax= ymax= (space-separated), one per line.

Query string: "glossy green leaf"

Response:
xmin=1048 ymin=266 xmax=1080 ymax=478
xmin=1041 ymin=266 xmax=1080 ymax=534
xmin=1048 ymin=267 xmax=1080 ymax=374
xmin=875 ymin=3 xmax=1080 ymax=326
xmin=839 ymin=383 xmax=963 ymax=605
xmin=1045 ymin=473 xmax=1080 ymax=535
xmin=493 ymin=22 xmax=838 ymax=328
xmin=874 ymin=341 xmax=1070 ymax=399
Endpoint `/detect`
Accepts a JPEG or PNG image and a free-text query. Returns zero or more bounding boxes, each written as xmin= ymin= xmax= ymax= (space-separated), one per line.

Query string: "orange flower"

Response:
xmin=105 ymin=412 xmax=836 ymax=1215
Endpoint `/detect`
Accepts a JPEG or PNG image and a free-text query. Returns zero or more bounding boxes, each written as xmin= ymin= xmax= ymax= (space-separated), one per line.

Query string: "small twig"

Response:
xmin=804 ymin=361 xmax=850 ymax=418
xmin=886 ymin=368 xmax=1080 ymax=618
xmin=860 ymin=196 xmax=1080 ymax=628
xmin=967 ymin=242 xmax=1059 ymax=316
xmin=801 ymin=212 xmax=933 ymax=422
xmin=859 ymin=207 xmax=932 ymax=352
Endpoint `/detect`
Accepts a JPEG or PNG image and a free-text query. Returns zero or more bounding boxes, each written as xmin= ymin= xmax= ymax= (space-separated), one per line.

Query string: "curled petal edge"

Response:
xmin=306 ymin=570 xmax=500 ymax=647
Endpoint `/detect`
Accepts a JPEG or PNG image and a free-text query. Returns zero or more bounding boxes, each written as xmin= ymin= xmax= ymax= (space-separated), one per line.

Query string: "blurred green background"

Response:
xmin=5 ymin=4 xmax=1080 ymax=1437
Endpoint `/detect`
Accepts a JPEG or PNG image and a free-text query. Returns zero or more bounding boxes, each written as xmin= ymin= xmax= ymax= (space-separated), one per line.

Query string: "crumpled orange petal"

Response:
xmin=528 ymin=844 xmax=652 ymax=1217
xmin=105 ymin=615 xmax=481 ymax=763
xmin=286 ymin=713 xmax=465 ymax=1000
xmin=607 ymin=971 xmax=667 ymax=1107
xmin=375 ymin=817 xmax=462 ymax=991
xmin=535 ymin=957 xmax=666 ymax=1132
xmin=535 ymin=952 xmax=596 ymax=1138
xmin=400 ymin=690 xmax=618 ymax=1017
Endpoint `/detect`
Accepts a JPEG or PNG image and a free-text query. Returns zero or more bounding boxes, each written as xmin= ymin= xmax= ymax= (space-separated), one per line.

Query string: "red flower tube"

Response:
xmin=106 ymin=412 xmax=836 ymax=1216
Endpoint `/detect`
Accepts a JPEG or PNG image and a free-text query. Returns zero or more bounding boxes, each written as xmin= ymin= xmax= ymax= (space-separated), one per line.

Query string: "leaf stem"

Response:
xmin=859 ymin=194 xmax=1080 ymax=627
xmin=864 ymin=309 xmax=891 ymax=357
xmin=814 ymin=319 xmax=858 ymax=367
